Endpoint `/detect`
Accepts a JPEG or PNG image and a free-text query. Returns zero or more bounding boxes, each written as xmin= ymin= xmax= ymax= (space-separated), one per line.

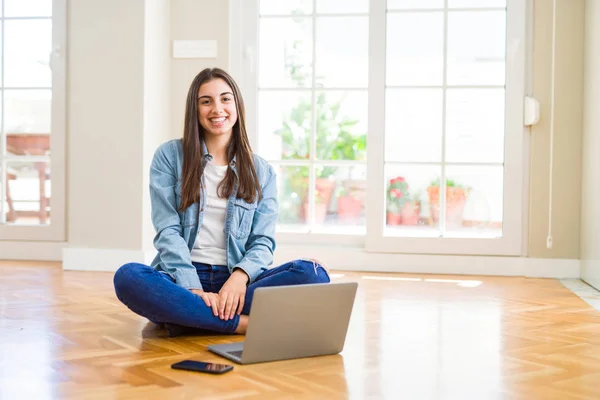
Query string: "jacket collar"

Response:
xmin=202 ymin=140 xmax=237 ymax=174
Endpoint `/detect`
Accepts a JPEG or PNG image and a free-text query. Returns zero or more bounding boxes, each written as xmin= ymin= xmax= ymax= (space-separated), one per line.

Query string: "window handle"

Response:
xmin=49 ymin=45 xmax=61 ymax=71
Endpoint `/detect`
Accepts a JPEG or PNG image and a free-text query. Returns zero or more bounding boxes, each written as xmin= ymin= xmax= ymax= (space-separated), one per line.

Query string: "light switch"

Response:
xmin=173 ymin=40 xmax=218 ymax=59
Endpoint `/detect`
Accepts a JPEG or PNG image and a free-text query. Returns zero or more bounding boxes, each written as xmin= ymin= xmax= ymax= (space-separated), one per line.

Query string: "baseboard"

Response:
xmin=24 ymin=244 xmax=579 ymax=279
xmin=525 ymin=258 xmax=581 ymax=279
xmin=581 ymin=259 xmax=600 ymax=291
xmin=62 ymin=247 xmax=157 ymax=271
xmin=272 ymin=245 xmax=581 ymax=279
xmin=0 ymin=240 xmax=65 ymax=261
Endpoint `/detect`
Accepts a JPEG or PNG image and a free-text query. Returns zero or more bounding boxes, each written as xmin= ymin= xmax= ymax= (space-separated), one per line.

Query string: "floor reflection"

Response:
xmin=337 ymin=273 xmax=502 ymax=399
xmin=0 ymin=322 xmax=56 ymax=400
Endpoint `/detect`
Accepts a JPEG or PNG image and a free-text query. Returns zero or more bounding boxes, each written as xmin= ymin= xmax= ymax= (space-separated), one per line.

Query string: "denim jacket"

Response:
xmin=148 ymin=139 xmax=277 ymax=290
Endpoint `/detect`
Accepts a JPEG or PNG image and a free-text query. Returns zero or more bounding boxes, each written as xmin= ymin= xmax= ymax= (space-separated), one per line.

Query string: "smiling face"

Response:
xmin=197 ymin=78 xmax=238 ymax=139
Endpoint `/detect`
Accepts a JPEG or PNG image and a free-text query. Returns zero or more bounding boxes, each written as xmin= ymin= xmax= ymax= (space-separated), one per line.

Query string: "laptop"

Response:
xmin=207 ymin=282 xmax=358 ymax=364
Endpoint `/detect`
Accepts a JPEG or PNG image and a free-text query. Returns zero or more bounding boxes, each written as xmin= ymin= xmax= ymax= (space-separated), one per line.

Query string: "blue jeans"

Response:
xmin=113 ymin=259 xmax=330 ymax=334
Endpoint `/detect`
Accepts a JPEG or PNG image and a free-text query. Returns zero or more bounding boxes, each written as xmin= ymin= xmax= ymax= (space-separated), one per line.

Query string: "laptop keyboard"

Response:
xmin=227 ymin=350 xmax=243 ymax=358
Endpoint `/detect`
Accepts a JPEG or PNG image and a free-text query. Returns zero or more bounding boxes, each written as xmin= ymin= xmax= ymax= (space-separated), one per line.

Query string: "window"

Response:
xmin=0 ymin=0 xmax=66 ymax=241
xmin=232 ymin=0 xmax=526 ymax=255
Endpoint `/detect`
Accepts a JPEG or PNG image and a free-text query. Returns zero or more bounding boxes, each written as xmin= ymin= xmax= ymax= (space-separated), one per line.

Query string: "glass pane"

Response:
xmin=385 ymin=89 xmax=442 ymax=162
xmin=388 ymin=0 xmax=443 ymax=9
xmin=258 ymin=91 xmax=311 ymax=161
xmin=0 ymin=22 xmax=3 ymax=79
xmin=5 ymin=161 xmax=51 ymax=225
xmin=316 ymin=91 xmax=367 ymax=161
xmin=260 ymin=0 xmax=312 ymax=15
xmin=447 ymin=11 xmax=506 ymax=86
xmin=5 ymin=0 xmax=52 ymax=17
xmin=316 ymin=17 xmax=368 ymax=88
xmin=449 ymin=0 xmax=506 ymax=8
xmin=384 ymin=165 xmax=440 ymax=235
xmin=4 ymin=20 xmax=52 ymax=88
xmin=276 ymin=165 xmax=309 ymax=226
xmin=259 ymin=18 xmax=313 ymax=88
xmin=444 ymin=166 xmax=503 ymax=237
xmin=445 ymin=89 xmax=505 ymax=163
xmin=317 ymin=0 xmax=368 ymax=14
xmin=318 ymin=165 xmax=366 ymax=230
xmin=4 ymin=90 xmax=51 ymax=138
xmin=387 ymin=13 xmax=444 ymax=86
xmin=0 ymin=172 xmax=3 ymax=223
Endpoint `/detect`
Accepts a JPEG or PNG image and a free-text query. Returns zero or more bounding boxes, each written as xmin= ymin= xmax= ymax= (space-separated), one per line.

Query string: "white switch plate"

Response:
xmin=172 ymin=40 xmax=217 ymax=59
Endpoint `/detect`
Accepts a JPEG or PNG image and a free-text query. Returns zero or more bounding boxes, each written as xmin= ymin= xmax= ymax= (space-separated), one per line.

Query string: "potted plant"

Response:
xmin=386 ymin=176 xmax=411 ymax=225
xmin=401 ymin=192 xmax=421 ymax=226
xmin=336 ymin=179 xmax=365 ymax=222
xmin=276 ymin=44 xmax=367 ymax=224
xmin=279 ymin=166 xmax=308 ymax=224
xmin=332 ymin=130 xmax=366 ymax=222
xmin=427 ymin=178 xmax=470 ymax=227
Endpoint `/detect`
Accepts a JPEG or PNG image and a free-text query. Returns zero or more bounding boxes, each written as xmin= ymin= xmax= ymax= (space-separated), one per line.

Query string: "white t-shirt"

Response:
xmin=190 ymin=162 xmax=228 ymax=266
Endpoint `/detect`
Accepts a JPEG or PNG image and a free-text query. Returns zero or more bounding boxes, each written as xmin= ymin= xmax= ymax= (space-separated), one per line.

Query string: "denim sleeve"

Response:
xmin=234 ymin=165 xmax=278 ymax=284
xmin=150 ymin=142 xmax=202 ymax=291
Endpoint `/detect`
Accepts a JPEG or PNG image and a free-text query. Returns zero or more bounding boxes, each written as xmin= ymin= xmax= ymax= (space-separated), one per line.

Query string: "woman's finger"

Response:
xmin=224 ymin=294 xmax=234 ymax=320
xmin=227 ymin=293 xmax=240 ymax=319
xmin=237 ymin=295 xmax=245 ymax=316
xmin=200 ymin=293 xmax=211 ymax=308
xmin=219 ymin=292 xmax=229 ymax=319
xmin=209 ymin=294 xmax=219 ymax=317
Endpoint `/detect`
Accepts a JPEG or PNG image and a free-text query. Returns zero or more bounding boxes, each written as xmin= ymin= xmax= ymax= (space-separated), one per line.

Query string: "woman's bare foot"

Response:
xmin=235 ymin=315 xmax=248 ymax=334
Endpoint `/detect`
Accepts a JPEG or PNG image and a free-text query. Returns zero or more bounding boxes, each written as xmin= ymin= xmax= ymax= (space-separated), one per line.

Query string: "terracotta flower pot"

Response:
xmin=386 ymin=212 xmax=403 ymax=225
xmin=400 ymin=202 xmax=420 ymax=225
xmin=303 ymin=203 xmax=327 ymax=224
xmin=337 ymin=196 xmax=363 ymax=221
xmin=299 ymin=178 xmax=336 ymax=223
xmin=427 ymin=186 xmax=467 ymax=226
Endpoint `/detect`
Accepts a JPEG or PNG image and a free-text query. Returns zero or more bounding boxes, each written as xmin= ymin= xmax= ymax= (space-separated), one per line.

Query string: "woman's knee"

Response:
xmin=113 ymin=262 xmax=148 ymax=299
xmin=295 ymin=258 xmax=331 ymax=284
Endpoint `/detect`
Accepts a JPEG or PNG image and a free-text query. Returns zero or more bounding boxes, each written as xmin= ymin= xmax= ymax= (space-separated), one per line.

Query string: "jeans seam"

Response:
xmin=300 ymin=258 xmax=329 ymax=278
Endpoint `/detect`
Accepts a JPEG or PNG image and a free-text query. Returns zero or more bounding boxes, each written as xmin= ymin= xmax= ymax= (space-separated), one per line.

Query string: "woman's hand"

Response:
xmin=190 ymin=289 xmax=221 ymax=317
xmin=218 ymin=269 xmax=249 ymax=320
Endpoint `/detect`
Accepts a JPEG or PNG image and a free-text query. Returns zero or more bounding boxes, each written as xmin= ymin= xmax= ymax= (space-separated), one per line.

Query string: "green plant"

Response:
xmin=277 ymin=93 xmax=366 ymax=179
xmin=429 ymin=177 xmax=466 ymax=189
xmin=276 ymin=40 xmax=366 ymax=180
xmin=275 ymin=38 xmax=367 ymax=223
xmin=278 ymin=165 xmax=309 ymax=223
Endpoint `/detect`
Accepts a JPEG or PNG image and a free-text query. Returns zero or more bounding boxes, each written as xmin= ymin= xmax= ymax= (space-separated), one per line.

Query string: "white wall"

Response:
xmin=580 ymin=0 xmax=600 ymax=290
xmin=143 ymin=0 xmax=172 ymax=249
xmin=528 ymin=0 xmax=585 ymax=259
xmin=67 ymin=0 xmax=145 ymax=250
xmin=64 ymin=0 xmax=172 ymax=268
xmin=170 ymin=0 xmax=229 ymax=138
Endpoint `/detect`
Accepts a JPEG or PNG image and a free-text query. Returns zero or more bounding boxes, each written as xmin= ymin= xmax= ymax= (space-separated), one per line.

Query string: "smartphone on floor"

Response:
xmin=171 ymin=360 xmax=233 ymax=374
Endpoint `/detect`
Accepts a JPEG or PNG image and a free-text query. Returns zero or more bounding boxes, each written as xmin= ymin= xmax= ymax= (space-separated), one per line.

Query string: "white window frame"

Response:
xmin=0 ymin=0 xmax=66 ymax=242
xmin=230 ymin=0 xmax=527 ymax=256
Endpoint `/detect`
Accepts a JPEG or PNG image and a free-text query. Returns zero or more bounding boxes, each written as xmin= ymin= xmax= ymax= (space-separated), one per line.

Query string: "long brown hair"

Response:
xmin=179 ymin=68 xmax=261 ymax=212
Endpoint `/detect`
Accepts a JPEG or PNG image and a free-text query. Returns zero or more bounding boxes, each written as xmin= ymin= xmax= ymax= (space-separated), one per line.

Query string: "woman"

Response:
xmin=113 ymin=68 xmax=330 ymax=336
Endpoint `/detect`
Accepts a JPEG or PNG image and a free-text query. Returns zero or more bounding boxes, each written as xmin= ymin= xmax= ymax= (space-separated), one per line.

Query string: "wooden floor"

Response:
xmin=1 ymin=262 xmax=600 ymax=400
